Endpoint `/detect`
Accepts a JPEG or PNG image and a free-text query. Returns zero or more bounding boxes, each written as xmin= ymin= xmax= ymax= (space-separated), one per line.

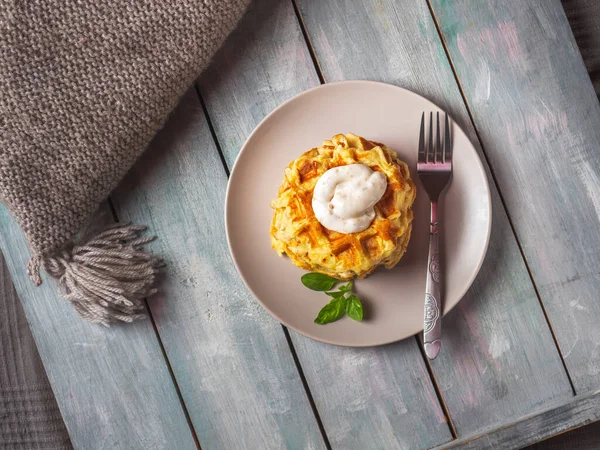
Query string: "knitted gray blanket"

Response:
xmin=0 ymin=0 xmax=248 ymax=324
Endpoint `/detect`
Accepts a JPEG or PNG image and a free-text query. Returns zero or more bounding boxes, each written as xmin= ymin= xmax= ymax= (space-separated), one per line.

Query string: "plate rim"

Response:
xmin=225 ymin=80 xmax=492 ymax=347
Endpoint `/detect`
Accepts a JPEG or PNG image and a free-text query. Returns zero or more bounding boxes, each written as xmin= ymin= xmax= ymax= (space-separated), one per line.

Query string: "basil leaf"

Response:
xmin=345 ymin=295 xmax=364 ymax=321
xmin=301 ymin=273 xmax=339 ymax=291
xmin=339 ymin=280 xmax=353 ymax=292
xmin=314 ymin=297 xmax=347 ymax=324
xmin=325 ymin=291 xmax=345 ymax=298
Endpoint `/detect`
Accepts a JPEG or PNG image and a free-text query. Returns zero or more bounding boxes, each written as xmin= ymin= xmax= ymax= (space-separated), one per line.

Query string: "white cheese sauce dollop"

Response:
xmin=312 ymin=164 xmax=387 ymax=234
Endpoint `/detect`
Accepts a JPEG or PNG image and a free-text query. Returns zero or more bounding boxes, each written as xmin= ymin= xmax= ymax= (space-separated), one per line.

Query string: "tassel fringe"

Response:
xmin=28 ymin=222 xmax=162 ymax=326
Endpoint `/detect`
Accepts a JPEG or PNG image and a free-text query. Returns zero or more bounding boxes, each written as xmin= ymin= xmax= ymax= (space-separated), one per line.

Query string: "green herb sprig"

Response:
xmin=301 ymin=273 xmax=364 ymax=324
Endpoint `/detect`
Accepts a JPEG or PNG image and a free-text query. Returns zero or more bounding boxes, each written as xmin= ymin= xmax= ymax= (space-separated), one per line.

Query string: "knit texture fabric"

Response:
xmin=0 ymin=0 xmax=249 ymax=322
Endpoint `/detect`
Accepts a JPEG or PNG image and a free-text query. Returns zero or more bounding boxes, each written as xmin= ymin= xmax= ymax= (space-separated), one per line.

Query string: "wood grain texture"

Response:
xmin=430 ymin=0 xmax=600 ymax=393
xmin=200 ymin=0 xmax=318 ymax=169
xmin=295 ymin=0 xmax=573 ymax=438
xmin=562 ymin=0 xmax=600 ymax=97
xmin=290 ymin=340 xmax=452 ymax=449
xmin=111 ymin=88 xmax=326 ymax=450
xmin=198 ymin=1 xmax=453 ymax=449
xmin=0 ymin=251 xmax=72 ymax=450
xmin=0 ymin=204 xmax=197 ymax=450
xmin=525 ymin=414 xmax=600 ymax=450
xmin=433 ymin=390 xmax=600 ymax=450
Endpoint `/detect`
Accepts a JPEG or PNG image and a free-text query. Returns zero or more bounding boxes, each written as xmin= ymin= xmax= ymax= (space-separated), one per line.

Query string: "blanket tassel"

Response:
xmin=27 ymin=222 xmax=162 ymax=325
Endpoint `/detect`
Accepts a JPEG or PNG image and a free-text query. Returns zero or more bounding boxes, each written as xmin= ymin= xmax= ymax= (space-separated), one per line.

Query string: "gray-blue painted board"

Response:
xmin=199 ymin=1 xmax=454 ymax=449
xmin=0 ymin=204 xmax=197 ymax=450
xmin=295 ymin=0 xmax=573 ymax=438
xmin=112 ymin=88 xmax=326 ymax=450
xmin=430 ymin=0 xmax=600 ymax=394
xmin=434 ymin=390 xmax=600 ymax=449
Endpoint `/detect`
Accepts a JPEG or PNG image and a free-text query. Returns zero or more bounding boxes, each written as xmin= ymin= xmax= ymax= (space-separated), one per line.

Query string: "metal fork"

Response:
xmin=417 ymin=111 xmax=452 ymax=360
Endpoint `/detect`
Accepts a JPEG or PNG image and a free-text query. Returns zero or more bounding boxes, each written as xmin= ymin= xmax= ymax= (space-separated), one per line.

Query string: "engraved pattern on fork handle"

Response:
xmin=424 ymin=200 xmax=442 ymax=360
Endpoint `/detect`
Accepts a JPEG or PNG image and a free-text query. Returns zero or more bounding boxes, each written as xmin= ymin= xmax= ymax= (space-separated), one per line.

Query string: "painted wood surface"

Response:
xmin=434 ymin=390 xmax=600 ymax=450
xmin=4 ymin=0 xmax=599 ymax=448
xmin=198 ymin=1 xmax=454 ymax=449
xmin=295 ymin=0 xmax=573 ymax=438
xmin=430 ymin=0 xmax=600 ymax=394
xmin=111 ymin=88 xmax=326 ymax=450
xmin=0 ymin=204 xmax=197 ymax=450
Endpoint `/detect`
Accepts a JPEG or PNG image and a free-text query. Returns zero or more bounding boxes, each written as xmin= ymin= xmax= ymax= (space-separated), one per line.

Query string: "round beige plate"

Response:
xmin=226 ymin=81 xmax=491 ymax=347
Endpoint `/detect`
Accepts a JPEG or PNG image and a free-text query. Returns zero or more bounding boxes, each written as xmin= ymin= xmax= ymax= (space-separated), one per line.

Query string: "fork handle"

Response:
xmin=424 ymin=200 xmax=442 ymax=360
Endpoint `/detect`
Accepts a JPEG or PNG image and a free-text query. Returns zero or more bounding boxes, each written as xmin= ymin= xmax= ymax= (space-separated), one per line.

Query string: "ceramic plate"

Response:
xmin=225 ymin=81 xmax=491 ymax=346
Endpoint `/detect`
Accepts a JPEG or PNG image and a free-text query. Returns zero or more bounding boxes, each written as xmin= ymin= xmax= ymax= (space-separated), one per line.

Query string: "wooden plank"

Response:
xmin=562 ymin=0 xmax=600 ymax=97
xmin=200 ymin=0 xmax=319 ymax=169
xmin=111 ymin=88 xmax=326 ymax=450
xmin=295 ymin=0 xmax=574 ymax=438
xmin=429 ymin=0 xmax=600 ymax=393
xmin=0 ymin=251 xmax=71 ymax=448
xmin=199 ymin=1 xmax=454 ymax=449
xmin=434 ymin=390 xmax=600 ymax=449
xmin=0 ymin=204 xmax=197 ymax=449
xmin=525 ymin=416 xmax=600 ymax=450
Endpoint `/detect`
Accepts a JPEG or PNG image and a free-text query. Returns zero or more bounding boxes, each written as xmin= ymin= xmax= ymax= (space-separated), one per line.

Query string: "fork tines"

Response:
xmin=418 ymin=111 xmax=452 ymax=166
